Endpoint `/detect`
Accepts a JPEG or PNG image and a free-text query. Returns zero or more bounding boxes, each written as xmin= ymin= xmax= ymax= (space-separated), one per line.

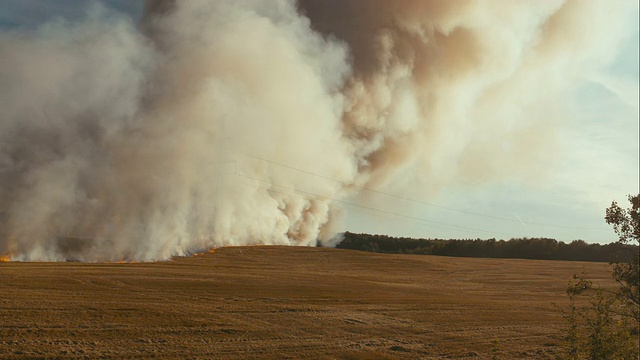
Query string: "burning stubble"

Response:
xmin=0 ymin=0 xmax=635 ymax=261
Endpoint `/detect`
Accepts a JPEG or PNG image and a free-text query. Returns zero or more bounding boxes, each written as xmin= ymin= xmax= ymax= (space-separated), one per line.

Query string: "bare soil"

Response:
xmin=0 ymin=246 xmax=613 ymax=359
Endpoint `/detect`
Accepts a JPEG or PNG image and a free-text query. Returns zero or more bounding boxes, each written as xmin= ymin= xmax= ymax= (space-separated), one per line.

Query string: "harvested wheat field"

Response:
xmin=0 ymin=246 xmax=613 ymax=359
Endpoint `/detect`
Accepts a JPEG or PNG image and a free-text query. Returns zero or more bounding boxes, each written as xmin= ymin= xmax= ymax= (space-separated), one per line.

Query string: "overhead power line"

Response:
xmin=238 ymin=180 xmax=494 ymax=236
xmin=235 ymin=172 xmax=517 ymax=237
xmin=239 ymin=152 xmax=610 ymax=232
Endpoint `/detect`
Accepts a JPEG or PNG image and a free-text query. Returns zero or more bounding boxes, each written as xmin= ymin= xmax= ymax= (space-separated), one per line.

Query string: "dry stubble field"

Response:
xmin=0 ymin=246 xmax=613 ymax=359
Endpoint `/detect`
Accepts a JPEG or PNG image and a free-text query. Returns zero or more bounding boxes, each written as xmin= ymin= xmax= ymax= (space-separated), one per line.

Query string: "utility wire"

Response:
xmin=239 ymin=152 xmax=610 ymax=231
xmin=237 ymin=180 xmax=473 ymax=235
xmin=235 ymin=172 xmax=518 ymax=237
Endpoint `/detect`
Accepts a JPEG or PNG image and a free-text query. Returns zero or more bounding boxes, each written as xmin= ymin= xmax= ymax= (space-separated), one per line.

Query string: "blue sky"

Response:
xmin=0 ymin=0 xmax=143 ymax=29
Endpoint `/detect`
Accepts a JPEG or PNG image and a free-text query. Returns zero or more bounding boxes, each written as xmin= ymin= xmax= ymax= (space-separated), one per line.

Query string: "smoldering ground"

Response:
xmin=0 ymin=0 xmax=635 ymax=261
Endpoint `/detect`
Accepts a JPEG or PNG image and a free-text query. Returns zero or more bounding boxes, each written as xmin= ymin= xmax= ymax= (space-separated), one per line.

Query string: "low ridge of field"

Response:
xmin=0 ymin=246 xmax=613 ymax=359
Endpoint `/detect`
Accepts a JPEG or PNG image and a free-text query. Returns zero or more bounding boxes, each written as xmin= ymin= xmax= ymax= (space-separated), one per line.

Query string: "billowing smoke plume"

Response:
xmin=0 ymin=0 xmax=634 ymax=261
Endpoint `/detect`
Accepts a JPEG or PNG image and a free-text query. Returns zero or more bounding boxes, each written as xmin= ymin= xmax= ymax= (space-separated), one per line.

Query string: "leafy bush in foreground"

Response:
xmin=558 ymin=194 xmax=639 ymax=360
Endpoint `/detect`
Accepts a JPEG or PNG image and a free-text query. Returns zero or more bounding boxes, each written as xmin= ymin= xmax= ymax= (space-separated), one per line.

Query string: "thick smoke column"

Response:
xmin=0 ymin=0 xmax=634 ymax=261
xmin=300 ymin=0 xmax=634 ymax=192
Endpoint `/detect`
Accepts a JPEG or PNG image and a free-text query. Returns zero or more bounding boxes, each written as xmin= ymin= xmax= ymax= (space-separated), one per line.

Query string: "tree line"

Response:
xmin=336 ymin=232 xmax=637 ymax=263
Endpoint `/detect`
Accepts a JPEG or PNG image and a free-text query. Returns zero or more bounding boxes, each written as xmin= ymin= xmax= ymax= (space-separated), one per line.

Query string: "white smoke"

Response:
xmin=0 ymin=0 xmax=635 ymax=261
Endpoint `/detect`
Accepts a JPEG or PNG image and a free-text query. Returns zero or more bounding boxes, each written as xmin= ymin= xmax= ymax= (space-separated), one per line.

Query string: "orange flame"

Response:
xmin=102 ymin=259 xmax=137 ymax=264
xmin=0 ymin=254 xmax=11 ymax=262
xmin=191 ymin=248 xmax=216 ymax=258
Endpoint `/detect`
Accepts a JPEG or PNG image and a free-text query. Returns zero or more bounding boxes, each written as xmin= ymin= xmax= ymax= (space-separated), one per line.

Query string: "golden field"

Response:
xmin=0 ymin=246 xmax=613 ymax=359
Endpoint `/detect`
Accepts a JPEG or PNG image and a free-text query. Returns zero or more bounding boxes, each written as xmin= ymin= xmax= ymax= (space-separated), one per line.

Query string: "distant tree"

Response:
xmin=336 ymin=232 xmax=635 ymax=262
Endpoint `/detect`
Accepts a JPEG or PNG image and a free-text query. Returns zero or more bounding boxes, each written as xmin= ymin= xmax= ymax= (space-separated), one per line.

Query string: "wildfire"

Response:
xmin=102 ymin=259 xmax=137 ymax=264
xmin=192 ymin=248 xmax=216 ymax=257
xmin=0 ymin=254 xmax=11 ymax=262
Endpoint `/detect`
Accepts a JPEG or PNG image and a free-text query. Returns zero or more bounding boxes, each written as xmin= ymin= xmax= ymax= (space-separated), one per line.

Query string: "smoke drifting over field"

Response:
xmin=0 ymin=0 xmax=635 ymax=261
